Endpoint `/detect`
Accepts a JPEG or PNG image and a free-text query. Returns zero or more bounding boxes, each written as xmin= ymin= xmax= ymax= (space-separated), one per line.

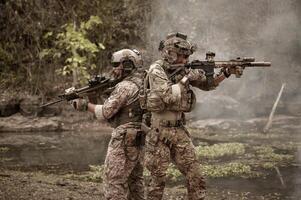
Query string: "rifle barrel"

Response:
xmin=215 ymin=61 xmax=271 ymax=68
xmin=249 ymin=62 xmax=271 ymax=67
xmin=40 ymin=99 xmax=63 ymax=108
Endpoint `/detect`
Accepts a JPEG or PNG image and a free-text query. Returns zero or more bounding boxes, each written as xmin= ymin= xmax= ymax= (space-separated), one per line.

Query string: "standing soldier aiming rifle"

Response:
xmin=142 ymin=32 xmax=270 ymax=200
xmin=71 ymin=49 xmax=146 ymax=200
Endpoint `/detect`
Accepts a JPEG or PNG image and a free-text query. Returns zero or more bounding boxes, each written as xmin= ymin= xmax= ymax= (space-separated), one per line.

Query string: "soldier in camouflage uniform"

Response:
xmin=143 ymin=33 xmax=242 ymax=200
xmin=71 ymin=49 xmax=146 ymax=200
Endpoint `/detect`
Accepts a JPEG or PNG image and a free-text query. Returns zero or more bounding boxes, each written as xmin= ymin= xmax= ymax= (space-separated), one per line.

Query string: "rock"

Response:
xmin=188 ymin=115 xmax=301 ymax=134
xmin=0 ymin=113 xmax=62 ymax=132
xmin=40 ymin=105 xmax=62 ymax=117
xmin=19 ymin=96 xmax=62 ymax=117
xmin=0 ymin=99 xmax=19 ymax=117
xmin=0 ymin=92 xmax=20 ymax=117
xmin=189 ymin=119 xmax=246 ymax=131
xmin=19 ymin=96 xmax=43 ymax=117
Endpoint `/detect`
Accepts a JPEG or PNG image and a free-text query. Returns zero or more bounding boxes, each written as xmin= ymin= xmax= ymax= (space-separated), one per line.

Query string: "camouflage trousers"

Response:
xmin=145 ymin=126 xmax=206 ymax=200
xmin=104 ymin=125 xmax=145 ymax=200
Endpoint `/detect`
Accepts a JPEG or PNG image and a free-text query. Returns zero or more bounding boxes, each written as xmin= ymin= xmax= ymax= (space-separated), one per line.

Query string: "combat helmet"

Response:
xmin=159 ymin=32 xmax=196 ymax=64
xmin=111 ymin=49 xmax=143 ymax=73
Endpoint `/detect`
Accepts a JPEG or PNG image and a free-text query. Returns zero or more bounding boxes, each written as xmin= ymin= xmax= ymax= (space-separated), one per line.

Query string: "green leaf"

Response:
xmin=98 ymin=43 xmax=105 ymax=50
xmin=43 ymin=32 xmax=53 ymax=39
xmin=39 ymin=49 xmax=51 ymax=59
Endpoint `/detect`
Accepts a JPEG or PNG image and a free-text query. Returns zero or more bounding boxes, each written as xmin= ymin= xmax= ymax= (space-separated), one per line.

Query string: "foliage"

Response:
xmin=41 ymin=16 xmax=104 ymax=85
xmin=64 ymin=164 xmax=104 ymax=183
xmin=196 ymin=143 xmax=245 ymax=159
xmin=166 ymin=163 xmax=182 ymax=181
xmin=143 ymin=168 xmax=151 ymax=177
xmin=254 ymin=146 xmax=294 ymax=169
xmin=86 ymin=164 xmax=104 ymax=182
xmin=0 ymin=147 xmax=9 ymax=153
xmin=0 ymin=0 xmax=150 ymax=94
xmin=201 ymin=162 xmax=254 ymax=178
xmin=144 ymin=164 xmax=182 ymax=182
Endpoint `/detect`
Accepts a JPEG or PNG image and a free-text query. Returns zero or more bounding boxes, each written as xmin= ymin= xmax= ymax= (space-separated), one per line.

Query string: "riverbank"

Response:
xmin=0 ymin=114 xmax=300 ymax=199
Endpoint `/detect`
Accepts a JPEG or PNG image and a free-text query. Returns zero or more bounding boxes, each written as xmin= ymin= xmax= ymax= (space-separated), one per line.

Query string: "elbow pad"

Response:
xmin=95 ymin=105 xmax=105 ymax=120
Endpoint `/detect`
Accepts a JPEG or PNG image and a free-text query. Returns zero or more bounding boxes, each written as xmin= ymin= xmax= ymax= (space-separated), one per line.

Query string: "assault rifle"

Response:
xmin=40 ymin=75 xmax=120 ymax=108
xmin=169 ymin=52 xmax=271 ymax=78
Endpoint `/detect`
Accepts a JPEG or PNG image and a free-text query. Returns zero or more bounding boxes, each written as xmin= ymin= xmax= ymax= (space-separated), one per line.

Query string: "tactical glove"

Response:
xmin=222 ymin=66 xmax=244 ymax=78
xmin=70 ymin=98 xmax=88 ymax=111
xmin=181 ymin=69 xmax=202 ymax=85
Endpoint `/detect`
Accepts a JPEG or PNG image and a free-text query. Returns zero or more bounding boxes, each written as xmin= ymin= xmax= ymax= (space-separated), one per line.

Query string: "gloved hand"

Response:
xmin=222 ymin=66 xmax=244 ymax=78
xmin=180 ymin=69 xmax=202 ymax=85
xmin=70 ymin=98 xmax=88 ymax=111
xmin=187 ymin=68 xmax=203 ymax=82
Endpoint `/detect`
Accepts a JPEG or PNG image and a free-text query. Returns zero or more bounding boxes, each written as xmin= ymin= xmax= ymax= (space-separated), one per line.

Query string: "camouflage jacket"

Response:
xmin=147 ymin=59 xmax=216 ymax=112
xmin=102 ymin=71 xmax=144 ymax=128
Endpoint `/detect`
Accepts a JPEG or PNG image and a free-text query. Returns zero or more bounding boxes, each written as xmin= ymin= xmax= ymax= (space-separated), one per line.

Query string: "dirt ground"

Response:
xmin=0 ymin=115 xmax=300 ymax=200
xmin=0 ymin=169 xmax=291 ymax=200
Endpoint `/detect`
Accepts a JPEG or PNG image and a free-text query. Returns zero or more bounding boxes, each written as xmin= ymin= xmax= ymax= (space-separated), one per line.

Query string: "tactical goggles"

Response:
xmin=112 ymin=62 xmax=121 ymax=68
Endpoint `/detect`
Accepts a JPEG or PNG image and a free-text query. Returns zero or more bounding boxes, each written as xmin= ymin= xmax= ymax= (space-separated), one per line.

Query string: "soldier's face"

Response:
xmin=112 ymin=63 xmax=124 ymax=79
xmin=176 ymin=54 xmax=189 ymax=64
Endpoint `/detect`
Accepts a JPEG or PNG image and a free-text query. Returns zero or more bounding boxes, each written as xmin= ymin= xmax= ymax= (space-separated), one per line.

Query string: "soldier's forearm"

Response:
xmin=87 ymin=103 xmax=96 ymax=114
xmin=87 ymin=103 xmax=106 ymax=121
xmin=214 ymin=73 xmax=226 ymax=86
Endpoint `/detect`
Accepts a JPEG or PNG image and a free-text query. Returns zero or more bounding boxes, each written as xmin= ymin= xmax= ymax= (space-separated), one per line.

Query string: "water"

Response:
xmin=0 ymin=130 xmax=300 ymax=199
xmin=0 ymin=131 xmax=111 ymax=172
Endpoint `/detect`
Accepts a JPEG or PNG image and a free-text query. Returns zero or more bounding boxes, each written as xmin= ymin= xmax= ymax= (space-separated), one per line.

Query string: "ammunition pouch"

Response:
xmin=182 ymin=89 xmax=196 ymax=112
xmin=124 ymin=129 xmax=146 ymax=147
xmin=135 ymin=130 xmax=146 ymax=146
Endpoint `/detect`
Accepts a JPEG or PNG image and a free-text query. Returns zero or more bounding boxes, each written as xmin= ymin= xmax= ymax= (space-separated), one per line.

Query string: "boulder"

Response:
xmin=19 ymin=96 xmax=62 ymax=117
xmin=0 ymin=98 xmax=19 ymax=117
xmin=19 ymin=95 xmax=43 ymax=117
xmin=0 ymin=113 xmax=62 ymax=132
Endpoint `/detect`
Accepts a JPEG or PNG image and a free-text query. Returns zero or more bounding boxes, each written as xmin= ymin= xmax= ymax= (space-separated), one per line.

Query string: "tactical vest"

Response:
xmin=140 ymin=60 xmax=196 ymax=113
xmin=108 ymin=71 xmax=144 ymax=128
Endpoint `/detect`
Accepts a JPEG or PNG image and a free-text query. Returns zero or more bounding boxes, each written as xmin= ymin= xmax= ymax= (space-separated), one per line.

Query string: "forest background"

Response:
xmin=1 ymin=0 xmax=300 ymax=118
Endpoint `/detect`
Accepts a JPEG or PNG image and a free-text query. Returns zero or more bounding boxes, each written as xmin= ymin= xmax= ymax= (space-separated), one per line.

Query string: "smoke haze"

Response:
xmin=146 ymin=0 xmax=301 ymax=118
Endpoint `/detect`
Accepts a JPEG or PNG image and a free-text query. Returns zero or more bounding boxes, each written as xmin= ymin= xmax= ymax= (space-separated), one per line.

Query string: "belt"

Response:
xmin=151 ymin=111 xmax=183 ymax=128
xmin=151 ymin=119 xmax=183 ymax=127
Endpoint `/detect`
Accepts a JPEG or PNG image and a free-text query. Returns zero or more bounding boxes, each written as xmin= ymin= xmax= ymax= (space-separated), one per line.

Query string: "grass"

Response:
xmin=0 ymin=147 xmax=9 ymax=153
xmin=64 ymin=165 xmax=104 ymax=183
xmin=253 ymin=146 xmax=294 ymax=169
xmin=196 ymin=143 xmax=245 ymax=159
xmin=201 ymin=162 xmax=254 ymax=178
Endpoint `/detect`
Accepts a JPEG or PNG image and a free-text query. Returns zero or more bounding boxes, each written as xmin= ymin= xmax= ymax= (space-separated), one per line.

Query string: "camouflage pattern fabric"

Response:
xmin=144 ymin=60 xmax=215 ymax=200
xmin=148 ymin=60 xmax=213 ymax=101
xmin=145 ymin=127 xmax=205 ymax=200
xmin=102 ymin=79 xmax=145 ymax=200
xmin=102 ymin=80 xmax=139 ymax=119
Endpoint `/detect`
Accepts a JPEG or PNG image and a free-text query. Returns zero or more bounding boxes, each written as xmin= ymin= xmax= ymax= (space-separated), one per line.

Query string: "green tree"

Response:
xmin=41 ymin=15 xmax=105 ymax=86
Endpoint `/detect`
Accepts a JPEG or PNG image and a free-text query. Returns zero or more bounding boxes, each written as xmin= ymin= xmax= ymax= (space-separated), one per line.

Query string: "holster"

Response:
xmin=124 ymin=129 xmax=146 ymax=147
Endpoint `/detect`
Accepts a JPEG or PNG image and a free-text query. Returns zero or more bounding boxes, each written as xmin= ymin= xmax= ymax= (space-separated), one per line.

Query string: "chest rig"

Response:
xmin=108 ymin=71 xmax=144 ymax=128
xmin=164 ymin=61 xmax=197 ymax=113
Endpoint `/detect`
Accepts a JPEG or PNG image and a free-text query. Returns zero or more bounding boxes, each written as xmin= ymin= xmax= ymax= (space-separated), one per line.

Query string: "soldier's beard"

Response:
xmin=110 ymin=69 xmax=123 ymax=80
